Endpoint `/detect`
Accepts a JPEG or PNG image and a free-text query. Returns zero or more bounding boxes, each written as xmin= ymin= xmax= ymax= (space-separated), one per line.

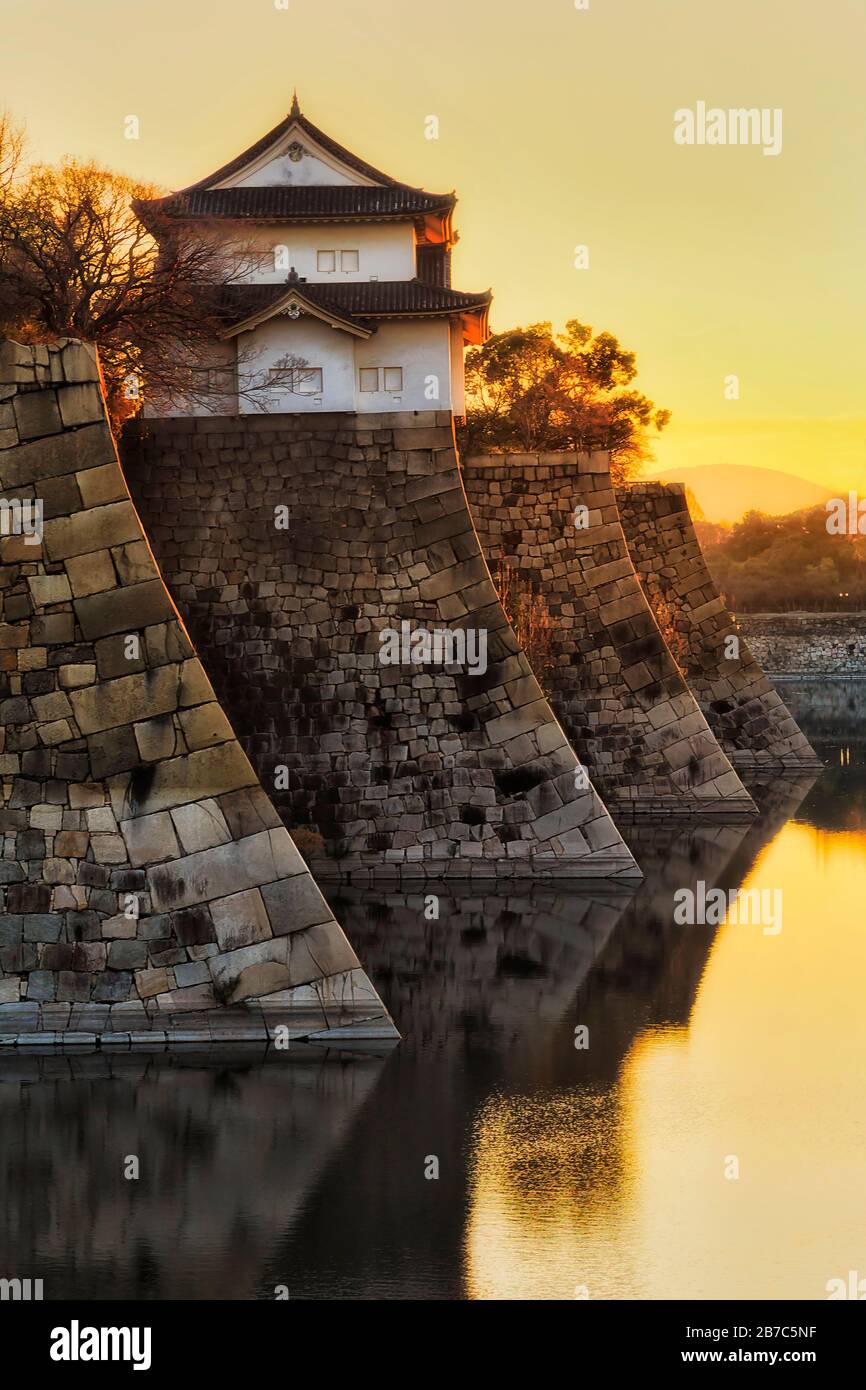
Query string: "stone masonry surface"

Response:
xmin=738 ymin=613 xmax=866 ymax=677
xmin=0 ymin=338 xmax=398 ymax=1044
xmin=618 ymin=481 xmax=821 ymax=768
xmin=122 ymin=414 xmax=641 ymax=880
xmin=462 ymin=453 xmax=757 ymax=817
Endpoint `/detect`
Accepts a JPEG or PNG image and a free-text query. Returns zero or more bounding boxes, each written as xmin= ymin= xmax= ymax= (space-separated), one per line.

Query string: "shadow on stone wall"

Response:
xmin=122 ymin=413 xmax=640 ymax=881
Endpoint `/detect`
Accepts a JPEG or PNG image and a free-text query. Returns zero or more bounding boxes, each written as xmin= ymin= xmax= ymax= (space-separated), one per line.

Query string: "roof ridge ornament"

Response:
xmin=290 ymin=90 xmax=300 ymax=118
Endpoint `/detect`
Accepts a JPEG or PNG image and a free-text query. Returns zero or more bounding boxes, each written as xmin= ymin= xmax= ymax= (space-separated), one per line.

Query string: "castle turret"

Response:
xmin=134 ymin=97 xmax=490 ymax=416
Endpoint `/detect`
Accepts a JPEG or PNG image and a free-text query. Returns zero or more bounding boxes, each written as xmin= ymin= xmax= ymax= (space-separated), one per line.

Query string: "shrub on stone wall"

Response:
xmin=494 ymin=554 xmax=555 ymax=691
xmin=643 ymin=588 xmax=690 ymax=679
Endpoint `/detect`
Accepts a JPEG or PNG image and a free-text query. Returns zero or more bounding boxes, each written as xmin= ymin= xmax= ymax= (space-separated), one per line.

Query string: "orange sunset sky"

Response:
xmin=1 ymin=0 xmax=864 ymax=507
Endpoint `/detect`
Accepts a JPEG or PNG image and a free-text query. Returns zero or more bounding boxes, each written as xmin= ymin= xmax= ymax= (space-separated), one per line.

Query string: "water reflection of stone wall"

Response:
xmin=0 ymin=773 xmax=817 ymax=1299
xmin=769 ymin=677 xmax=866 ymax=746
xmin=325 ymin=885 xmax=631 ymax=1049
xmin=606 ymin=773 xmax=817 ymax=1029
xmin=463 ymin=771 xmax=822 ymax=1299
xmin=286 ymin=803 xmax=797 ymax=1297
xmin=0 ymin=1048 xmax=385 ymax=1299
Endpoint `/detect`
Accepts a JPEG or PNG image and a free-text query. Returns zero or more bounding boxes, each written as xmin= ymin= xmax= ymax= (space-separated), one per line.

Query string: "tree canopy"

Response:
xmin=701 ymin=506 xmax=866 ymax=611
xmin=459 ymin=319 xmax=670 ymax=483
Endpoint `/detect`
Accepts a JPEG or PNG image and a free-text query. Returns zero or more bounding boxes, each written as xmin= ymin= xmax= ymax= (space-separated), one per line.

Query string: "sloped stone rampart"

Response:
xmin=122 ymin=415 xmax=641 ymax=879
xmin=0 ymin=338 xmax=397 ymax=1044
xmin=462 ymin=453 xmax=757 ymax=817
xmin=618 ymin=482 xmax=821 ymax=768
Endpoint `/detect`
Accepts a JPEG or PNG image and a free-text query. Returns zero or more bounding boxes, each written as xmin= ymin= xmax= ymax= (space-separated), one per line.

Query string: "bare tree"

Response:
xmin=0 ymin=112 xmax=24 ymax=196
xmin=0 ymin=147 xmax=306 ymax=427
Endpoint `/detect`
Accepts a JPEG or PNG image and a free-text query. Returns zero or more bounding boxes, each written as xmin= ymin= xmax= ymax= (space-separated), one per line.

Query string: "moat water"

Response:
xmin=1 ymin=679 xmax=864 ymax=1300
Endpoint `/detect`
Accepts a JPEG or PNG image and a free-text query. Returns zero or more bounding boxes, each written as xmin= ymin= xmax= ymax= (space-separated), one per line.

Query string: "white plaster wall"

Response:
xmin=354 ymin=320 xmax=452 ymax=412
xmin=229 ymin=151 xmax=356 ymax=188
xmin=449 ymin=322 xmax=466 ymax=417
xmin=225 ymin=223 xmax=415 ymax=284
xmin=238 ymin=316 xmax=356 ymax=414
xmin=218 ymin=131 xmax=373 ymax=189
xmin=143 ymin=318 xmax=458 ymax=417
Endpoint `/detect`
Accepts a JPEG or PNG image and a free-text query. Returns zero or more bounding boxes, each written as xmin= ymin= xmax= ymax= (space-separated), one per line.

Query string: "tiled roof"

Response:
xmin=135 ymin=185 xmax=454 ymax=224
xmin=134 ymin=98 xmax=455 ymax=230
xmin=181 ymin=100 xmax=407 ymax=193
xmin=213 ymin=279 xmax=491 ymax=328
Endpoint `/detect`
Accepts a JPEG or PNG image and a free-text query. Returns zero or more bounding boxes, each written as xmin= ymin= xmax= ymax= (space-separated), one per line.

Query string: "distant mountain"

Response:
xmin=648 ymin=465 xmax=838 ymax=523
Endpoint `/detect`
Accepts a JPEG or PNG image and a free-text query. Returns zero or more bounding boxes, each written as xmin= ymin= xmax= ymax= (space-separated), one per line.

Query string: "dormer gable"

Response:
xmin=189 ymin=94 xmax=407 ymax=191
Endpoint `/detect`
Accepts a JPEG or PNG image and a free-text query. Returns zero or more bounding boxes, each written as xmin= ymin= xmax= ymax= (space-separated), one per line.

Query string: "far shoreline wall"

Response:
xmin=737 ymin=613 xmax=866 ymax=678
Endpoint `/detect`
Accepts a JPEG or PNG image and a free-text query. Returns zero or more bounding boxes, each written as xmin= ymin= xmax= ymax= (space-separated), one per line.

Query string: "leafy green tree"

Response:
xmin=704 ymin=506 xmax=866 ymax=611
xmin=460 ymin=319 xmax=670 ymax=483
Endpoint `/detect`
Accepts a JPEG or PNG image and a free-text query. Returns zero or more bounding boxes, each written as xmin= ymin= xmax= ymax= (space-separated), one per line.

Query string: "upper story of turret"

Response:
xmin=134 ymin=96 xmax=490 ymax=416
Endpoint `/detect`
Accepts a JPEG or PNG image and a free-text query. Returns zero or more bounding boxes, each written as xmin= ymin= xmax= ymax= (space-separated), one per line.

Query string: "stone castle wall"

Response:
xmin=122 ymin=414 xmax=640 ymax=880
xmin=738 ymin=613 xmax=866 ymax=676
xmin=617 ymin=482 xmax=820 ymax=768
xmin=461 ymin=454 xmax=756 ymax=817
xmin=0 ymin=338 xmax=396 ymax=1043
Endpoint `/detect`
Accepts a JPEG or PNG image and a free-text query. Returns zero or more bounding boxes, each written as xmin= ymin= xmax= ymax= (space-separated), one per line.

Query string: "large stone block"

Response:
xmin=148 ymin=829 xmax=300 ymax=912
xmin=43 ymin=501 xmax=141 ymax=562
xmin=73 ymin=578 xmax=175 ymax=639
xmin=69 ymin=664 xmax=184 ymax=735
xmin=0 ymin=422 xmax=114 ymax=489
xmin=13 ymin=390 xmax=62 ymax=441
xmin=261 ymin=875 xmax=334 ymax=935
xmin=209 ymin=887 xmax=272 ymax=951
xmin=169 ymin=798 xmax=231 ymax=854
xmin=119 ymin=810 xmax=182 ymax=867
xmin=108 ymin=740 xmax=258 ymax=818
xmin=57 ymin=383 xmax=103 ymax=428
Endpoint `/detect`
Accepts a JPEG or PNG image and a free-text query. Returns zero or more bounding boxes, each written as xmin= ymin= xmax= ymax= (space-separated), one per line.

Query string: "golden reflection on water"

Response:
xmin=464 ymin=820 xmax=866 ymax=1300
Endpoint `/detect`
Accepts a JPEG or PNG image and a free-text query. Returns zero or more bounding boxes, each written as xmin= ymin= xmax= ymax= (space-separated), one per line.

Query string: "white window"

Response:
xmin=317 ymin=250 xmax=336 ymax=272
xmin=359 ymin=366 xmax=403 ymax=393
xmin=269 ymin=366 xmax=323 ymax=394
xmin=340 ymin=249 xmax=359 ymax=272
